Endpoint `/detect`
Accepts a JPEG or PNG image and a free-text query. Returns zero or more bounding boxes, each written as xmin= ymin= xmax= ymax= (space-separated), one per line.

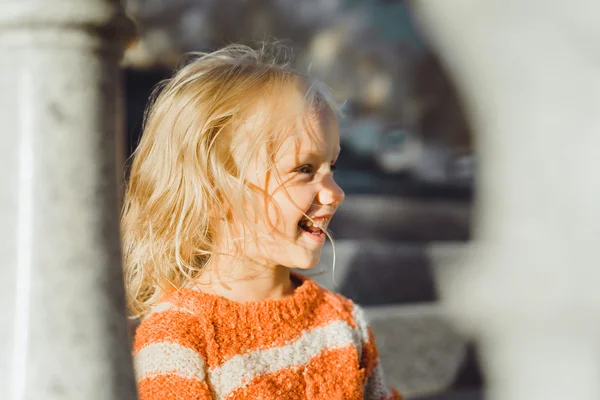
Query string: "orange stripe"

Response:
xmin=137 ymin=374 xmax=213 ymax=400
xmin=226 ymin=347 xmax=364 ymax=400
xmin=133 ymin=309 xmax=206 ymax=356
xmin=388 ymin=388 xmax=403 ymax=400
xmin=166 ymin=289 xmax=358 ymax=368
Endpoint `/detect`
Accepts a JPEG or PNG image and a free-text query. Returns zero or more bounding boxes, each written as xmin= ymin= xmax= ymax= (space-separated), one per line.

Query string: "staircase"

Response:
xmin=299 ymin=178 xmax=483 ymax=399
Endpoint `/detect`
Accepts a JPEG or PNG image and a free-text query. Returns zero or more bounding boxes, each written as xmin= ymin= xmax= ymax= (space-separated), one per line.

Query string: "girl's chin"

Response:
xmin=291 ymin=263 xmax=319 ymax=271
xmin=291 ymin=253 xmax=322 ymax=270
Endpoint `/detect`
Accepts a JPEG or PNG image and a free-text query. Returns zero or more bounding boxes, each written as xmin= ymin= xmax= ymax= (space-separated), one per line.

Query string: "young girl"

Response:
xmin=122 ymin=44 xmax=401 ymax=400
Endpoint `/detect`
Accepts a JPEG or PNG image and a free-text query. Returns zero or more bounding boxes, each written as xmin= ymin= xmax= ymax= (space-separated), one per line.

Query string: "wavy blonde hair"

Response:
xmin=121 ymin=44 xmax=341 ymax=318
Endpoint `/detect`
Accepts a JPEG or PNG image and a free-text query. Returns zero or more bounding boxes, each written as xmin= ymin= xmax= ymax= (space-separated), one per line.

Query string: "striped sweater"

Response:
xmin=133 ymin=273 xmax=401 ymax=399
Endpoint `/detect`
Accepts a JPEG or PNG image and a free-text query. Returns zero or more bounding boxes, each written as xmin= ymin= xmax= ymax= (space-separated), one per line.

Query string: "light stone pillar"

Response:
xmin=0 ymin=1 xmax=137 ymax=399
xmin=413 ymin=1 xmax=600 ymax=399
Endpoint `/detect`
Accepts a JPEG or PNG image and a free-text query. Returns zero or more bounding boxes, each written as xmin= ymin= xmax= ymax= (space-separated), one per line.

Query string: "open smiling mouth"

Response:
xmin=298 ymin=217 xmax=329 ymax=238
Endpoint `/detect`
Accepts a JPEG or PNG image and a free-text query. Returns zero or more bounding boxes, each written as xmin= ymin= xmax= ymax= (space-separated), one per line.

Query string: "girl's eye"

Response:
xmin=295 ymin=165 xmax=314 ymax=174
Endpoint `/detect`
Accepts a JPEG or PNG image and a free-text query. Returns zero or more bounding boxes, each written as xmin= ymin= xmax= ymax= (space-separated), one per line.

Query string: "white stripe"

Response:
xmin=134 ymin=342 xmax=206 ymax=382
xmin=364 ymin=360 xmax=391 ymax=399
xmin=209 ymin=320 xmax=359 ymax=399
xmin=147 ymin=301 xmax=196 ymax=317
xmin=352 ymin=303 xmax=370 ymax=362
xmin=352 ymin=304 xmax=370 ymax=342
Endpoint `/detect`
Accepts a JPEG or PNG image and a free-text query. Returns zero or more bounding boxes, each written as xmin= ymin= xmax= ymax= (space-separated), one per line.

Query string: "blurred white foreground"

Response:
xmin=414 ymin=1 xmax=600 ymax=399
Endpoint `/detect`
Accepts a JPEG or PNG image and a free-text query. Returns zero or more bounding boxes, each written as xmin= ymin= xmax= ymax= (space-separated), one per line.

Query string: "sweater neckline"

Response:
xmin=174 ymin=272 xmax=322 ymax=322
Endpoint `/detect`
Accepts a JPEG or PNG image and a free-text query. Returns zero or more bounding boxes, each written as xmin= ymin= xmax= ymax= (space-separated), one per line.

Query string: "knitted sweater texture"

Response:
xmin=133 ymin=274 xmax=401 ymax=400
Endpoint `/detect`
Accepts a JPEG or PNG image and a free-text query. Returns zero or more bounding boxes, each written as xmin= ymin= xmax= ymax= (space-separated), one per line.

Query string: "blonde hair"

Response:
xmin=121 ymin=44 xmax=341 ymax=318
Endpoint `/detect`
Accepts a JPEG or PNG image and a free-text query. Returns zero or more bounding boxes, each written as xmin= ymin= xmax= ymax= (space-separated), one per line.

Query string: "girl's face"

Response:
xmin=232 ymin=107 xmax=345 ymax=271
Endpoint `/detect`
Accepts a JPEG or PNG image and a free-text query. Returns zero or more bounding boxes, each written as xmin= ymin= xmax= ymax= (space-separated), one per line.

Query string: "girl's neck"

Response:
xmin=192 ymin=256 xmax=295 ymax=303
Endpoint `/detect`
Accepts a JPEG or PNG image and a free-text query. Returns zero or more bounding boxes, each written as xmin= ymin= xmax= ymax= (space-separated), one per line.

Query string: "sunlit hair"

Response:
xmin=121 ymin=43 xmax=342 ymax=318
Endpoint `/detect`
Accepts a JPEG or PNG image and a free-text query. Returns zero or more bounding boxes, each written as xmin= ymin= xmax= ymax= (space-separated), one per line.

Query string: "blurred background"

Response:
xmin=122 ymin=1 xmax=477 ymax=398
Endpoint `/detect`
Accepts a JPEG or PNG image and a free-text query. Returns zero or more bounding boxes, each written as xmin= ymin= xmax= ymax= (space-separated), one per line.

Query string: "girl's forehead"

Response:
xmin=280 ymin=112 xmax=340 ymax=155
xmin=231 ymin=88 xmax=339 ymax=165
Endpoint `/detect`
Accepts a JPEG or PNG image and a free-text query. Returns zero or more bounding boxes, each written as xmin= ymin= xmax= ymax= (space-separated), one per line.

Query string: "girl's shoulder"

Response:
xmin=132 ymin=290 xmax=212 ymax=354
xmin=134 ymin=305 xmax=199 ymax=337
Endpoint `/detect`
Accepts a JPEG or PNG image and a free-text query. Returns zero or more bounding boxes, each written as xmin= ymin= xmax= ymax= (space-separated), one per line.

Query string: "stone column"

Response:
xmin=0 ymin=1 xmax=137 ymax=399
xmin=413 ymin=1 xmax=600 ymax=399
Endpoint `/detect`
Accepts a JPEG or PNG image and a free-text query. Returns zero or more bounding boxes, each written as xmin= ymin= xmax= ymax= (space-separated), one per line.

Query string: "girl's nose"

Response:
xmin=317 ymin=175 xmax=345 ymax=207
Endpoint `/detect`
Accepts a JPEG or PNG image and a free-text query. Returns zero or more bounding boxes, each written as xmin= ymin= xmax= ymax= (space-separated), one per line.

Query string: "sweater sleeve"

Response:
xmin=353 ymin=304 xmax=402 ymax=400
xmin=133 ymin=306 xmax=213 ymax=400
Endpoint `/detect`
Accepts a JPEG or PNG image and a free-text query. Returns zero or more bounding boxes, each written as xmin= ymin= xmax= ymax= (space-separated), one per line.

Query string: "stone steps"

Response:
xmin=363 ymin=304 xmax=474 ymax=398
xmin=301 ymin=240 xmax=465 ymax=305
xmin=329 ymin=194 xmax=471 ymax=241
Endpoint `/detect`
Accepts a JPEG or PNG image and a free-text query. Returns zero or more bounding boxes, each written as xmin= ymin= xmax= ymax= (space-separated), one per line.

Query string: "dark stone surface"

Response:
xmin=339 ymin=242 xmax=437 ymax=304
xmin=303 ymin=241 xmax=440 ymax=304
xmin=451 ymin=344 xmax=485 ymax=391
xmin=124 ymin=68 xmax=170 ymax=157
xmin=303 ymin=241 xmax=472 ymax=305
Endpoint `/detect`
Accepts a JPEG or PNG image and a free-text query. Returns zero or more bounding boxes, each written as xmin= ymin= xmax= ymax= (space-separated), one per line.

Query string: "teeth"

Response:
xmin=300 ymin=217 xmax=329 ymax=231
xmin=313 ymin=218 xmax=328 ymax=229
